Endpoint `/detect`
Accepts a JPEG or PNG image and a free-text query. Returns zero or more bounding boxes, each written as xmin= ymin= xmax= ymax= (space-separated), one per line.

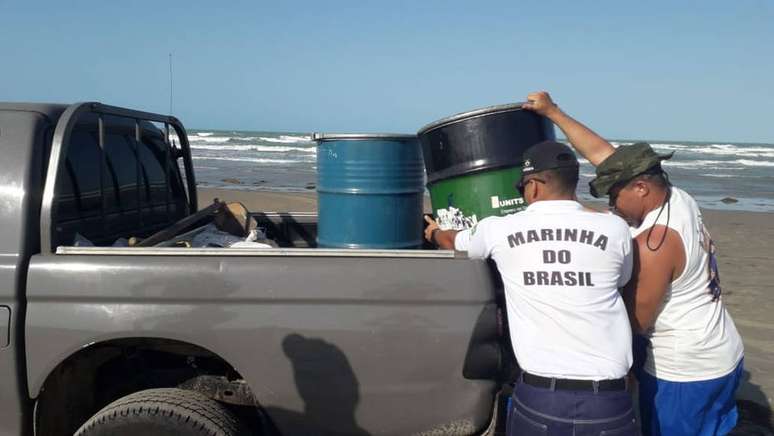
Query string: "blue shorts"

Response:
xmin=636 ymin=358 xmax=743 ymax=436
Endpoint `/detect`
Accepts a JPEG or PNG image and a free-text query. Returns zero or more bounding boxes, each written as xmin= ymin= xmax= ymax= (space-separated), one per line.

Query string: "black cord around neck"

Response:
xmin=645 ymin=183 xmax=672 ymax=252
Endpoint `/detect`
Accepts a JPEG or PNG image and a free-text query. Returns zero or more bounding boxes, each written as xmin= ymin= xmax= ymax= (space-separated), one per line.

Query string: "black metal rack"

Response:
xmin=40 ymin=102 xmax=197 ymax=253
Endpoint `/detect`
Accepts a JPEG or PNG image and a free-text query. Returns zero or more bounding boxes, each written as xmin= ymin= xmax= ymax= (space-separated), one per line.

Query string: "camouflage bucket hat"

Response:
xmin=589 ymin=142 xmax=673 ymax=198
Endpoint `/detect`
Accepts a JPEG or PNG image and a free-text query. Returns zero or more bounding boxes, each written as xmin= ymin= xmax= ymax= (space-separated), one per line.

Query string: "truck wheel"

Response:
xmin=74 ymin=388 xmax=250 ymax=436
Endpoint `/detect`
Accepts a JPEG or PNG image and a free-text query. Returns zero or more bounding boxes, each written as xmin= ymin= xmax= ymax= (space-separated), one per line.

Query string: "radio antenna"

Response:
xmin=168 ymin=52 xmax=173 ymax=115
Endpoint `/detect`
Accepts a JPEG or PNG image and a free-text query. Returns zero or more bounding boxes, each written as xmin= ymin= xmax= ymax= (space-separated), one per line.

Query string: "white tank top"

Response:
xmin=456 ymin=201 xmax=633 ymax=380
xmin=632 ymin=187 xmax=744 ymax=381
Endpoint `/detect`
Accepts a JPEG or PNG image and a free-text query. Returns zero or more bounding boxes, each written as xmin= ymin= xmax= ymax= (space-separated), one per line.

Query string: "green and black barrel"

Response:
xmin=418 ymin=103 xmax=555 ymax=230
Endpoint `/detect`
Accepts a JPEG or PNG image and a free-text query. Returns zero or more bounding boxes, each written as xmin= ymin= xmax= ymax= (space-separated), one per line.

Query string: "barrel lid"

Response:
xmin=313 ymin=133 xmax=417 ymax=141
xmin=417 ymin=102 xmax=526 ymax=136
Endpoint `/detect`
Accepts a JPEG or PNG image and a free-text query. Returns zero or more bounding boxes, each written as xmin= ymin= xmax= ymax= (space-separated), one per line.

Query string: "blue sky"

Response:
xmin=1 ymin=1 xmax=772 ymax=142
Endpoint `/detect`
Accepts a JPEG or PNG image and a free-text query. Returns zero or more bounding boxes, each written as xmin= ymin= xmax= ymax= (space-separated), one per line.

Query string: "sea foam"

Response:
xmin=190 ymin=144 xmax=316 ymax=153
xmin=258 ymin=135 xmax=312 ymax=144
xmin=189 ymin=136 xmax=233 ymax=144
xmin=193 ymin=156 xmax=300 ymax=164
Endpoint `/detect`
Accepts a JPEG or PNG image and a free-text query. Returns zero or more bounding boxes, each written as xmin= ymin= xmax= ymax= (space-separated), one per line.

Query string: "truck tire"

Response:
xmin=73 ymin=388 xmax=250 ymax=436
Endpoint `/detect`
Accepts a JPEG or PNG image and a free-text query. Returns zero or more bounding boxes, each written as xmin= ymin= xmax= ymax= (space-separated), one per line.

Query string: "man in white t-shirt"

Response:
xmin=523 ymin=91 xmax=744 ymax=436
xmin=425 ymin=141 xmax=638 ymax=436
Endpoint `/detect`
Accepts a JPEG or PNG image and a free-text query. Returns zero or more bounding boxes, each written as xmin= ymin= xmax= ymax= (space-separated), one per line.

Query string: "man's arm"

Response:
xmin=423 ymin=215 xmax=458 ymax=250
xmin=522 ymin=91 xmax=616 ymax=166
xmin=623 ymin=225 xmax=686 ymax=333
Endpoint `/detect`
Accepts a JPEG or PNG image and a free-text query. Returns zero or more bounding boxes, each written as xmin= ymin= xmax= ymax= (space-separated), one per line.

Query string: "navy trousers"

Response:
xmin=507 ymin=378 xmax=638 ymax=436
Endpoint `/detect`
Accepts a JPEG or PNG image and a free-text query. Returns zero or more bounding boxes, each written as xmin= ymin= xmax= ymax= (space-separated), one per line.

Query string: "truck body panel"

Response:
xmin=0 ymin=107 xmax=62 ymax=436
xmin=26 ymin=252 xmax=499 ymax=434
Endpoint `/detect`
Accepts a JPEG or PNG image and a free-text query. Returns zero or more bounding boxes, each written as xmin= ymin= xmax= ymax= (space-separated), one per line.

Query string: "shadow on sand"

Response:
xmin=732 ymin=369 xmax=773 ymax=436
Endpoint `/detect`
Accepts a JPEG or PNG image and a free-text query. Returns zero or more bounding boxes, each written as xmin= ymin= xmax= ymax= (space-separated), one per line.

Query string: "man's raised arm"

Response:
xmin=523 ymin=91 xmax=616 ymax=166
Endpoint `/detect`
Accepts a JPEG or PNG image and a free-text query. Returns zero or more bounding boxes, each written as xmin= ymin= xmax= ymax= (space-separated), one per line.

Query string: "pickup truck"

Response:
xmin=0 ymin=102 xmax=513 ymax=435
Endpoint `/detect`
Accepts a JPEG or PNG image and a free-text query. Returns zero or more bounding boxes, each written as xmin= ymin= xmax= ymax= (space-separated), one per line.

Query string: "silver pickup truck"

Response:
xmin=0 ymin=102 xmax=512 ymax=436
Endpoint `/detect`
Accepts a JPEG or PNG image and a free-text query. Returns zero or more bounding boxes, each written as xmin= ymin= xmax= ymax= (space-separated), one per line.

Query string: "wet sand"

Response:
xmin=198 ymin=187 xmax=318 ymax=212
xmin=703 ymin=211 xmax=774 ymax=411
xmin=199 ymin=187 xmax=774 ymax=414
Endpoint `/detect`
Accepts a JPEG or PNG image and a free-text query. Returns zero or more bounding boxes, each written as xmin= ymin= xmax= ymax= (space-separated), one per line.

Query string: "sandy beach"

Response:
xmin=200 ymin=187 xmax=774 ymax=417
xmin=703 ymin=211 xmax=774 ymax=411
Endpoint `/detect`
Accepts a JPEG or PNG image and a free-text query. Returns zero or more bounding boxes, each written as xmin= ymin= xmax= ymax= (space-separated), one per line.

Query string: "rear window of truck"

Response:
xmin=54 ymin=123 xmax=186 ymax=246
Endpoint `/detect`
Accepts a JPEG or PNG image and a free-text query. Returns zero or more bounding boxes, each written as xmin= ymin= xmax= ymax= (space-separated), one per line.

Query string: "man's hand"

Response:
xmin=522 ymin=90 xmax=616 ymax=166
xmin=423 ymin=215 xmax=458 ymax=249
xmin=423 ymin=215 xmax=440 ymax=243
xmin=522 ymin=91 xmax=561 ymax=117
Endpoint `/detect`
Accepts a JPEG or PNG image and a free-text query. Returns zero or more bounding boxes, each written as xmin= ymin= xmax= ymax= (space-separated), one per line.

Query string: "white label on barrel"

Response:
xmin=491 ymin=195 xmax=524 ymax=209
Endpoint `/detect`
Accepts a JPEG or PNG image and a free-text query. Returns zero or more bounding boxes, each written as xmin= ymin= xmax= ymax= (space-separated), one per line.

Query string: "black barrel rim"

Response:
xmin=417 ymin=102 xmax=525 ymax=136
xmin=426 ymin=161 xmax=521 ymax=185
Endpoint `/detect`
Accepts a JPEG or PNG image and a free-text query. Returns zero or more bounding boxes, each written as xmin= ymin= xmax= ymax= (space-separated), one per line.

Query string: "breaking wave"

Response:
xmin=190 ymin=144 xmax=316 ymax=153
xmin=192 ymin=156 xmax=299 ymax=164
xmin=258 ymin=135 xmax=312 ymax=144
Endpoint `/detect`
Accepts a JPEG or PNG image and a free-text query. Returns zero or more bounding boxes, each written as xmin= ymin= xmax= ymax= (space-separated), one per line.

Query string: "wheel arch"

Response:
xmin=33 ymin=336 xmax=263 ymax=436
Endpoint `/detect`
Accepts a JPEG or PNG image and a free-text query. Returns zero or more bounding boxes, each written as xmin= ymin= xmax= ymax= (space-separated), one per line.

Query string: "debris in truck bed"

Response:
xmin=135 ymin=200 xmax=224 ymax=247
xmin=213 ymin=201 xmax=253 ymax=237
xmin=190 ymin=224 xmax=272 ymax=248
xmin=74 ymin=233 xmax=129 ymax=247
xmin=72 ymin=199 xmax=277 ymax=248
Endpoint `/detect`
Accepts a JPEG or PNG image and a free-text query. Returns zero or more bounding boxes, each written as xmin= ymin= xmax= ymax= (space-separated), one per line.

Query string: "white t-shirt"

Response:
xmin=456 ymin=200 xmax=633 ymax=380
xmin=632 ymin=187 xmax=744 ymax=382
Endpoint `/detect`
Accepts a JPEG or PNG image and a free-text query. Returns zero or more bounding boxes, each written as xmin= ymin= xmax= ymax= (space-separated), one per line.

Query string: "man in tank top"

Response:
xmin=523 ymin=91 xmax=744 ymax=436
xmin=425 ymin=141 xmax=638 ymax=436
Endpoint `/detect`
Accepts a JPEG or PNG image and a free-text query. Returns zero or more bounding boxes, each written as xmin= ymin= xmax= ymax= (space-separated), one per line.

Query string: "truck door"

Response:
xmin=0 ymin=109 xmax=51 ymax=436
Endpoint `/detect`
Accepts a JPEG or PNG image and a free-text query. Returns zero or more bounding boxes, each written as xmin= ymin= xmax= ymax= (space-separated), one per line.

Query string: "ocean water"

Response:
xmin=184 ymin=130 xmax=774 ymax=212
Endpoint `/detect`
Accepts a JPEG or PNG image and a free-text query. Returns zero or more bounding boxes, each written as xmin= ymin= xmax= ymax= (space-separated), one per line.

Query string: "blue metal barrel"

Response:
xmin=314 ymin=133 xmax=425 ymax=249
